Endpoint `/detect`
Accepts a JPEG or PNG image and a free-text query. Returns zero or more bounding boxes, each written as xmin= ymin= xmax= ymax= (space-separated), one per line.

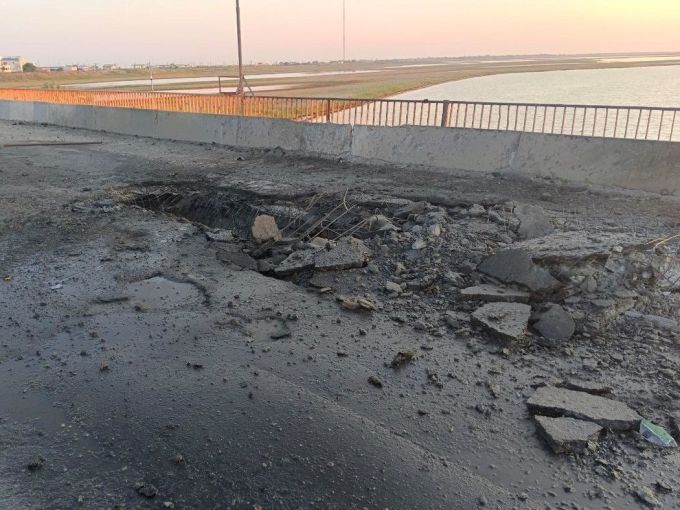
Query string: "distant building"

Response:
xmin=62 ymin=65 xmax=78 ymax=72
xmin=102 ymin=64 xmax=120 ymax=71
xmin=0 ymin=56 xmax=27 ymax=73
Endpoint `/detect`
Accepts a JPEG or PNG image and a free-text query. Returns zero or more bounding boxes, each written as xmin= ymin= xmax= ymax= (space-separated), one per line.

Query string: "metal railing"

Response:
xmin=1 ymin=88 xmax=678 ymax=142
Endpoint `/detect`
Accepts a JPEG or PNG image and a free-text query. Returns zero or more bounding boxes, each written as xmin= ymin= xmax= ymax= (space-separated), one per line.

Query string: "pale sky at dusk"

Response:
xmin=3 ymin=0 xmax=680 ymax=65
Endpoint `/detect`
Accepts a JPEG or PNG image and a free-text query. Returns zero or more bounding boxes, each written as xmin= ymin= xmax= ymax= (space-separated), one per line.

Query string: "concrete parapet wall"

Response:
xmin=1 ymin=100 xmax=678 ymax=195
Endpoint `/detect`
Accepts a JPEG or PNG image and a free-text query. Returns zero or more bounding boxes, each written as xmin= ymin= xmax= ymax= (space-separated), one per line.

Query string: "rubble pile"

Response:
xmin=125 ymin=185 xmax=679 ymax=505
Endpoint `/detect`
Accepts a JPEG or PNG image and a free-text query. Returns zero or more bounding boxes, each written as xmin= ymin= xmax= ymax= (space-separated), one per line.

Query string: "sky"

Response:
xmin=3 ymin=0 xmax=680 ymax=66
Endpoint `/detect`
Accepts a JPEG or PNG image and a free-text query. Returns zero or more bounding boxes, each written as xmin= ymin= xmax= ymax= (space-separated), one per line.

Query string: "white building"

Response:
xmin=0 ymin=56 xmax=27 ymax=73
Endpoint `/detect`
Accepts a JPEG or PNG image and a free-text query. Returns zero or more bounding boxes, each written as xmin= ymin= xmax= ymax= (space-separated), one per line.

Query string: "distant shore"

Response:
xmin=2 ymin=54 xmax=680 ymax=99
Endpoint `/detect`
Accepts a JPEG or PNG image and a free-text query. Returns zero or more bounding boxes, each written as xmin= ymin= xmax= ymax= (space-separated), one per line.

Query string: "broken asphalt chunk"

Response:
xmin=514 ymin=203 xmax=554 ymax=240
xmin=534 ymin=415 xmax=603 ymax=454
xmin=216 ymin=245 xmax=258 ymax=271
xmin=274 ymin=250 xmax=316 ymax=276
xmin=532 ymin=303 xmax=575 ymax=347
xmin=314 ymin=237 xmax=371 ymax=271
xmin=471 ymin=302 xmax=531 ymax=341
xmin=460 ymin=284 xmax=530 ymax=303
xmin=477 ymin=249 xmax=561 ymax=294
xmin=527 ymin=386 xmax=642 ymax=430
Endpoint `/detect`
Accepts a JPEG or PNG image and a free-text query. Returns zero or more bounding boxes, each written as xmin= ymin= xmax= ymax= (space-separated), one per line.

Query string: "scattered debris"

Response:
xmin=640 ymin=420 xmax=678 ymax=448
xmin=390 ymin=351 xmax=416 ymax=369
xmin=385 ymin=281 xmax=403 ymax=295
xmin=471 ymin=302 xmax=531 ymax=341
xmin=135 ymin=482 xmax=158 ymax=499
xmin=527 ymin=386 xmax=642 ymax=430
xmin=634 ymin=486 xmax=661 ymax=508
xmin=337 ymin=296 xmax=376 ymax=312
xmin=368 ymin=376 xmax=383 ymax=388
xmin=534 ymin=416 xmax=602 ymax=454
xmin=27 ymin=455 xmax=45 ymax=472
xmin=268 ymin=319 xmax=291 ymax=340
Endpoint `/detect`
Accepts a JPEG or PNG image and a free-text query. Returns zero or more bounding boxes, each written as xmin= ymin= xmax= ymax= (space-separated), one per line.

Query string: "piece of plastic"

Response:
xmin=640 ymin=419 xmax=678 ymax=448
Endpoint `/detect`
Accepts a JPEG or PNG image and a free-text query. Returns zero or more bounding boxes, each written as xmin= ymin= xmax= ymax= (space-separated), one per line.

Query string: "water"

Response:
xmin=393 ymin=65 xmax=680 ymax=107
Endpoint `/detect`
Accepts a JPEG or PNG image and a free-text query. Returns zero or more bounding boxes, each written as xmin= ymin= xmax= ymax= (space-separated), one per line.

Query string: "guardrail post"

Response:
xmin=441 ymin=101 xmax=450 ymax=128
xmin=325 ymin=99 xmax=332 ymax=123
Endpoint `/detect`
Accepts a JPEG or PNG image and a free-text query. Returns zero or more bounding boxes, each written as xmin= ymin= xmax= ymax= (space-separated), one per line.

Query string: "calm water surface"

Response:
xmin=394 ymin=65 xmax=680 ymax=107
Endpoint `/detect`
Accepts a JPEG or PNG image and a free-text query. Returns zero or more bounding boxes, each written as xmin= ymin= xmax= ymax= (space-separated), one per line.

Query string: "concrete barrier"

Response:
xmin=0 ymin=100 xmax=678 ymax=195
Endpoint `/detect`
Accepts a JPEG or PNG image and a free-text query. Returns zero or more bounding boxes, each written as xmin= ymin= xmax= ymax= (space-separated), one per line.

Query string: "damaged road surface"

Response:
xmin=1 ymin=121 xmax=680 ymax=509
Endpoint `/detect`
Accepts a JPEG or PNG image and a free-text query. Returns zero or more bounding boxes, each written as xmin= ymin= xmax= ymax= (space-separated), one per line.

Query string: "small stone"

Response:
xmin=385 ymin=281 xmax=403 ymax=294
xmin=534 ymin=416 xmax=603 ymax=454
xmin=428 ymin=224 xmax=442 ymax=237
xmin=527 ymin=386 xmax=642 ymax=430
xmin=411 ymin=239 xmax=427 ymax=250
xmin=27 ymin=455 xmax=45 ymax=472
xmin=472 ymin=302 xmax=531 ymax=341
xmin=468 ymin=204 xmax=485 ymax=217
xmin=251 ymin=215 xmax=282 ymax=243
xmin=368 ymin=376 xmax=383 ymax=388
xmin=135 ymin=482 xmax=158 ymax=499
xmin=634 ymin=486 xmax=661 ymax=507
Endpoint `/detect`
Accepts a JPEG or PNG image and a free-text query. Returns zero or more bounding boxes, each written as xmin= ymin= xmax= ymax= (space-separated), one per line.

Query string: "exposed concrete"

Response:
xmin=1 ymin=100 xmax=680 ymax=195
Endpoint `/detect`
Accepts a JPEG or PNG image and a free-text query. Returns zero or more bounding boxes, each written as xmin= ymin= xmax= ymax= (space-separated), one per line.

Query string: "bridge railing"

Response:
xmin=1 ymin=89 xmax=678 ymax=142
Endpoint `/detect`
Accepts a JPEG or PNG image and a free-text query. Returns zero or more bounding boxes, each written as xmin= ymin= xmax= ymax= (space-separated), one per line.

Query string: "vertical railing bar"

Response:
xmin=644 ymin=109 xmax=652 ymax=140
xmin=635 ymin=109 xmax=642 ymax=139
xmin=624 ymin=109 xmax=631 ymax=138
xmin=603 ymin=108 xmax=609 ymax=137
xmin=670 ymin=111 xmax=677 ymax=141
xmin=593 ymin=107 xmax=598 ymax=136
xmin=657 ymin=110 xmax=664 ymax=141
xmin=613 ymin=108 xmax=620 ymax=137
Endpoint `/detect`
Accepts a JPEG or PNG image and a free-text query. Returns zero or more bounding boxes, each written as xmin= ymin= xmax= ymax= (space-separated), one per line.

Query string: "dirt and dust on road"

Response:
xmin=1 ymin=119 xmax=679 ymax=509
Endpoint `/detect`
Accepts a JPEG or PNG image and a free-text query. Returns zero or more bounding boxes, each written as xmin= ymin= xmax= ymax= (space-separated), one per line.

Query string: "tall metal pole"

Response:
xmin=236 ymin=0 xmax=244 ymax=96
xmin=342 ymin=0 xmax=346 ymax=63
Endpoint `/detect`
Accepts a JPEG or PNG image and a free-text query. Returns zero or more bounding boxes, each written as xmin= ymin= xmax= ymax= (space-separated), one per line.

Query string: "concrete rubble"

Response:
xmin=532 ymin=303 xmax=575 ymax=346
xmin=534 ymin=415 xmax=603 ymax=454
xmin=460 ymin=284 xmax=530 ymax=303
xmin=3 ymin=121 xmax=680 ymax=508
xmin=527 ymin=386 xmax=642 ymax=430
xmin=471 ymin=302 xmax=532 ymax=341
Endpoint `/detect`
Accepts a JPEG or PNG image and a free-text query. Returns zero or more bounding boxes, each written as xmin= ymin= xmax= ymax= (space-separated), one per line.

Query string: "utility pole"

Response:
xmin=235 ymin=0 xmax=245 ymax=96
xmin=342 ymin=0 xmax=346 ymax=63
xmin=149 ymin=62 xmax=154 ymax=91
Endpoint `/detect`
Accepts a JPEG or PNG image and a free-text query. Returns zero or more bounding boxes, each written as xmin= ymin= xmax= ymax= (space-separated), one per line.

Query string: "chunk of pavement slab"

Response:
xmin=513 ymin=231 xmax=648 ymax=264
xmin=395 ymin=201 xmax=428 ymax=219
xmin=471 ymin=302 xmax=531 ymax=341
xmin=274 ymin=250 xmax=316 ymax=276
xmin=559 ymin=379 xmax=612 ymax=396
xmin=314 ymin=238 xmax=371 ymax=271
xmin=527 ymin=386 xmax=642 ymax=430
xmin=251 ymin=215 xmax=282 ymax=244
xmin=368 ymin=215 xmax=399 ymax=233
xmin=533 ymin=304 xmax=575 ymax=347
xmin=216 ymin=245 xmax=258 ymax=271
xmin=477 ymin=249 xmax=560 ymax=293
xmin=534 ymin=416 xmax=603 ymax=454
xmin=460 ymin=284 xmax=530 ymax=303
xmin=514 ymin=203 xmax=555 ymax=240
